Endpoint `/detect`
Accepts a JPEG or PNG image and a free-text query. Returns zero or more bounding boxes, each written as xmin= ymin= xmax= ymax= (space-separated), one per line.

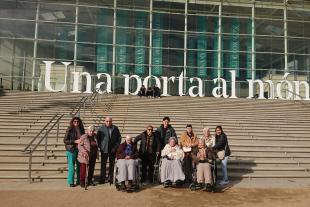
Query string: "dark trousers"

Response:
xmin=88 ymin=151 xmax=97 ymax=183
xmin=80 ymin=163 xmax=87 ymax=185
xmin=183 ymin=153 xmax=193 ymax=182
xmin=141 ymin=153 xmax=155 ymax=183
xmin=100 ymin=152 xmax=115 ymax=183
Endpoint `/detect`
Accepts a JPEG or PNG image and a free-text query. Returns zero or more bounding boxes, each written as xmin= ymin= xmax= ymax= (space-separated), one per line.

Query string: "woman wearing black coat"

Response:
xmin=63 ymin=116 xmax=85 ymax=187
xmin=213 ymin=126 xmax=231 ymax=186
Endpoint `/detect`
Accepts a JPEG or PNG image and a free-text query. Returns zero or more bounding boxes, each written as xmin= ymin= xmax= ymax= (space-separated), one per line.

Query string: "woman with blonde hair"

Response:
xmin=201 ymin=127 xmax=215 ymax=148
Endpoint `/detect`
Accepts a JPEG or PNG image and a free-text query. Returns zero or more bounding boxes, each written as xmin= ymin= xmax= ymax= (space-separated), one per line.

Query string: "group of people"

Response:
xmin=138 ymin=84 xmax=161 ymax=98
xmin=63 ymin=116 xmax=231 ymax=192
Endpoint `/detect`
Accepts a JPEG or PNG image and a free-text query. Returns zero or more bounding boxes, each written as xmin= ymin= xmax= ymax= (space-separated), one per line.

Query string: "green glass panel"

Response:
xmin=197 ymin=16 xmax=207 ymax=78
xmin=152 ymin=13 xmax=162 ymax=76
xmin=134 ymin=12 xmax=146 ymax=75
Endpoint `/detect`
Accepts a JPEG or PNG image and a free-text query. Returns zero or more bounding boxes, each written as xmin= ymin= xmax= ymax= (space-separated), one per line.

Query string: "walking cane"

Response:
xmin=85 ymin=162 xmax=88 ymax=190
xmin=153 ymin=152 xmax=160 ymax=183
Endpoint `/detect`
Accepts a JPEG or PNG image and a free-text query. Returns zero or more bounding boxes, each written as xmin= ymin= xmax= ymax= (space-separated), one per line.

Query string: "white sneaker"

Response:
xmin=219 ymin=180 xmax=229 ymax=186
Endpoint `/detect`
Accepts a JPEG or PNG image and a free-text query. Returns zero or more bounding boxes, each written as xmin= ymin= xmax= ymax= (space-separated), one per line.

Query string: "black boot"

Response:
xmin=205 ymin=183 xmax=212 ymax=192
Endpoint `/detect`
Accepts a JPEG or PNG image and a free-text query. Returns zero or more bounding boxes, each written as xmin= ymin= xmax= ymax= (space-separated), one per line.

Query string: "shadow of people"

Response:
xmin=213 ymin=158 xmax=257 ymax=193
xmin=0 ymin=88 xmax=5 ymax=97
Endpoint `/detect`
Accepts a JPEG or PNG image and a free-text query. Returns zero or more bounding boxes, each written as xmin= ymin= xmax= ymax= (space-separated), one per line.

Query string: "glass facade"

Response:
xmin=0 ymin=0 xmax=310 ymax=97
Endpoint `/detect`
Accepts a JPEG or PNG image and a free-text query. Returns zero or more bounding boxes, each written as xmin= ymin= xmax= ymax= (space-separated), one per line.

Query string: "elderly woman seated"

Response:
xmin=192 ymin=139 xmax=215 ymax=192
xmin=116 ymin=135 xmax=139 ymax=191
xmin=160 ymin=137 xmax=185 ymax=187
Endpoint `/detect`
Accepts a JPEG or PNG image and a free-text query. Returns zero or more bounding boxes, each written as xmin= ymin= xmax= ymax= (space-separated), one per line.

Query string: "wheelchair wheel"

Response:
xmin=189 ymin=183 xmax=197 ymax=191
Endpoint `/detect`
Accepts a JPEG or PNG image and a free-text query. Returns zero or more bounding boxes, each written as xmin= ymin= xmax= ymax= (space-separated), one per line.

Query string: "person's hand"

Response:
xmin=74 ymin=139 xmax=81 ymax=144
xmin=171 ymin=148 xmax=176 ymax=152
xmin=125 ymin=156 xmax=131 ymax=160
xmin=83 ymin=153 xmax=89 ymax=160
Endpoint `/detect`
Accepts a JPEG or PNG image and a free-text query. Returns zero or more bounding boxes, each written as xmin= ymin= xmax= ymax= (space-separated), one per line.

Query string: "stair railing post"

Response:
xmin=83 ymin=101 xmax=85 ymax=118
xmin=28 ymin=148 xmax=32 ymax=184
xmin=56 ymin=119 xmax=60 ymax=143
xmin=44 ymin=129 xmax=48 ymax=160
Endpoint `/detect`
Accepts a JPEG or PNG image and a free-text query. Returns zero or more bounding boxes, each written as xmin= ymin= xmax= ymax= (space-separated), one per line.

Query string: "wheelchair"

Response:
xmin=154 ymin=155 xmax=186 ymax=188
xmin=113 ymin=159 xmax=141 ymax=192
xmin=189 ymin=158 xmax=217 ymax=192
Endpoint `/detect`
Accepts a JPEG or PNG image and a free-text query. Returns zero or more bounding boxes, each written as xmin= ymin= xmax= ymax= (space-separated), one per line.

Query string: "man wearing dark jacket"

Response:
xmin=134 ymin=125 xmax=161 ymax=183
xmin=156 ymin=116 xmax=177 ymax=150
xmin=96 ymin=116 xmax=121 ymax=184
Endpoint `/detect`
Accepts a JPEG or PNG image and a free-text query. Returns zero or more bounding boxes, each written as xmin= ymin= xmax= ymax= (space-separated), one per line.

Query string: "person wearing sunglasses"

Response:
xmin=63 ymin=117 xmax=85 ymax=187
xmin=134 ymin=125 xmax=161 ymax=184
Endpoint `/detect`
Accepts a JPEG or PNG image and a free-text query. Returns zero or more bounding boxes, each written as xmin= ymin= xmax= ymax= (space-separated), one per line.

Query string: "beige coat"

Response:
xmin=201 ymin=135 xmax=215 ymax=148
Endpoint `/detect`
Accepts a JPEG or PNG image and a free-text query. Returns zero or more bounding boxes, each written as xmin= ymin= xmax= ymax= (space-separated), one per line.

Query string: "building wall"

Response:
xmin=0 ymin=0 xmax=310 ymax=97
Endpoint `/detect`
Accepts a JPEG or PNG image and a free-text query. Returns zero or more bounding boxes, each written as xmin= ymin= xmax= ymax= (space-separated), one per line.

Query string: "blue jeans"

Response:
xmin=220 ymin=156 xmax=229 ymax=181
xmin=66 ymin=148 xmax=80 ymax=185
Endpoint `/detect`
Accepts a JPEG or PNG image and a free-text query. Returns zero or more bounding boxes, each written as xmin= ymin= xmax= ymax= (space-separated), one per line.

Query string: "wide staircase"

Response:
xmin=0 ymin=91 xmax=310 ymax=182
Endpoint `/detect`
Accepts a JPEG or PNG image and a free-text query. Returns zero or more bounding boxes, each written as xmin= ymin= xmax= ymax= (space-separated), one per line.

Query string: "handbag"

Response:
xmin=217 ymin=143 xmax=227 ymax=160
xmin=217 ymin=150 xmax=225 ymax=160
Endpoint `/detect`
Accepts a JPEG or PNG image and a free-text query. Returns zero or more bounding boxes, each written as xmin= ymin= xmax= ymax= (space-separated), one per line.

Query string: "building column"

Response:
xmin=183 ymin=0 xmax=188 ymax=93
xmin=31 ymin=0 xmax=40 ymax=91
xmin=251 ymin=0 xmax=255 ymax=80
xmin=112 ymin=0 xmax=117 ymax=91
xmin=148 ymin=0 xmax=153 ymax=79
xmin=284 ymin=0 xmax=288 ymax=73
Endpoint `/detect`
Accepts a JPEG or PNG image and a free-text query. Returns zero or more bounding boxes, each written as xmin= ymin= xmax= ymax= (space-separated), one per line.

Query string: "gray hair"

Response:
xmin=203 ymin=127 xmax=210 ymax=133
xmin=87 ymin=125 xmax=95 ymax=132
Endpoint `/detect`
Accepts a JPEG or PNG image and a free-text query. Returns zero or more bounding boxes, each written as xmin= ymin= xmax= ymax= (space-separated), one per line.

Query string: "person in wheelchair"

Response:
xmin=116 ymin=135 xmax=139 ymax=191
xmin=160 ymin=137 xmax=185 ymax=188
xmin=192 ymin=139 xmax=215 ymax=192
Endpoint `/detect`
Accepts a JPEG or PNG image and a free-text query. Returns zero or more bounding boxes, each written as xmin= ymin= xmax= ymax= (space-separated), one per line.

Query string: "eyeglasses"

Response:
xmin=147 ymin=128 xmax=153 ymax=131
xmin=73 ymin=120 xmax=79 ymax=123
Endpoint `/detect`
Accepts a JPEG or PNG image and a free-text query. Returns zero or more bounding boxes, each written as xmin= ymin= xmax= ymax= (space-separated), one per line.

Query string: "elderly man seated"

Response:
xmin=116 ymin=135 xmax=139 ymax=191
xmin=160 ymin=137 xmax=185 ymax=188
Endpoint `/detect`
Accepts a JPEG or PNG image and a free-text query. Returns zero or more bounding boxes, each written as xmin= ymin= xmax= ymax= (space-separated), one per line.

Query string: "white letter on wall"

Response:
xmin=212 ymin=78 xmax=228 ymax=98
xmin=188 ymin=77 xmax=203 ymax=97
xmin=247 ymin=79 xmax=265 ymax=99
xmin=143 ymin=75 xmax=161 ymax=90
xmin=293 ymin=80 xmax=309 ymax=100
xmin=96 ymin=73 xmax=112 ymax=94
xmin=81 ymin=72 xmax=92 ymax=93
xmin=123 ymin=74 xmax=142 ymax=95
xmin=44 ymin=61 xmax=70 ymax=92
xmin=276 ymin=73 xmax=293 ymax=100
xmin=178 ymin=72 xmax=185 ymax=96
xmin=161 ymin=76 xmax=175 ymax=96
xmin=229 ymin=70 xmax=237 ymax=98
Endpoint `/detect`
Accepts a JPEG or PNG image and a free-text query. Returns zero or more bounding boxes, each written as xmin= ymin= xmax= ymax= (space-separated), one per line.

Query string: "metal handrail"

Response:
xmin=24 ymin=93 xmax=95 ymax=183
xmin=70 ymin=96 xmax=87 ymax=116
xmin=27 ymin=114 xmax=64 ymax=153
xmin=22 ymin=114 xmax=59 ymax=152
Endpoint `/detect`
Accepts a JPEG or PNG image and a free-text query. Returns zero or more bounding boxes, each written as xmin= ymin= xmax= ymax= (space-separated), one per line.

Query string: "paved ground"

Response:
xmin=1 ymin=179 xmax=310 ymax=207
